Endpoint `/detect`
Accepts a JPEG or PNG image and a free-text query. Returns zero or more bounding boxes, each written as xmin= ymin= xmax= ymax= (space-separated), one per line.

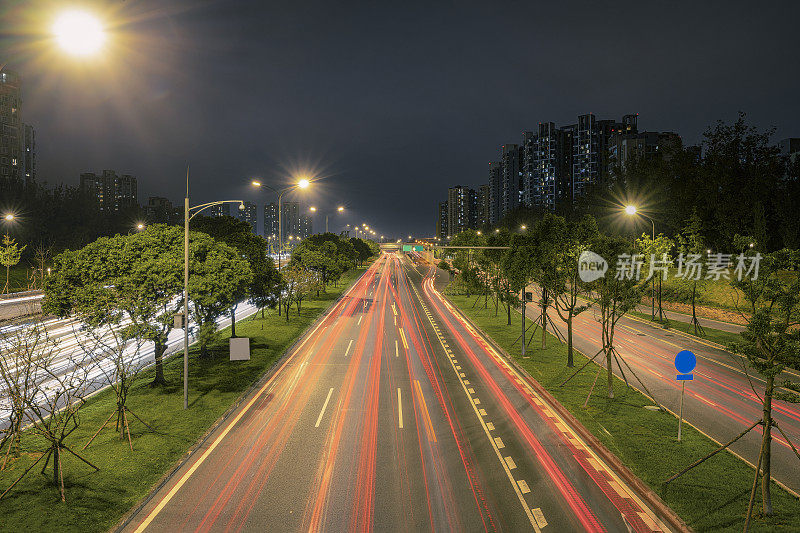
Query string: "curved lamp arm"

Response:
xmin=188 ymin=200 xmax=244 ymax=222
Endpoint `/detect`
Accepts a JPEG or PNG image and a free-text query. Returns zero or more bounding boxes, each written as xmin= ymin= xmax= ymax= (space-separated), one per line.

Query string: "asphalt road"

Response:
xmin=125 ymin=253 xmax=675 ymax=533
xmin=521 ymin=288 xmax=800 ymax=496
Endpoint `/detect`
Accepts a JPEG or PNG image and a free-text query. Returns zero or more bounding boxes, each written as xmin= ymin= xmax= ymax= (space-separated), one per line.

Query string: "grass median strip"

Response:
xmin=447 ymin=292 xmax=800 ymax=532
xmin=0 ymin=266 xmax=366 ymax=533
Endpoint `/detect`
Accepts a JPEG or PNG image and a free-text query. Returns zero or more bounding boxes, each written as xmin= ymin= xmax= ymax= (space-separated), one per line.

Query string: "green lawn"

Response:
xmin=0 ymin=266 xmax=366 ymax=532
xmin=628 ymin=310 xmax=742 ymax=347
xmin=447 ymin=292 xmax=800 ymax=532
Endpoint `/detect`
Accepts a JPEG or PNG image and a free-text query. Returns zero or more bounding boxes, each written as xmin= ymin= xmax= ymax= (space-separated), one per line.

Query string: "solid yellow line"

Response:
xmin=414 ymin=380 xmax=437 ymax=443
xmin=399 ymin=328 xmax=409 ymax=349
xmin=397 ymin=388 xmax=403 ymax=429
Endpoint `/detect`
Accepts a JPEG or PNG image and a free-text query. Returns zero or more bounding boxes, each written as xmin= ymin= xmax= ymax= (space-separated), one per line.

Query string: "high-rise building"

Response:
xmin=299 ymin=214 xmax=313 ymax=239
xmin=436 ymin=200 xmax=448 ymax=240
xmin=145 ymin=196 xmax=175 ymax=223
xmin=499 ymin=144 xmax=522 ymax=219
xmin=477 ymin=184 xmax=490 ymax=228
xmin=264 ymin=202 xmax=279 ymax=238
xmin=0 ymin=69 xmax=24 ymax=181
xmin=79 ymin=170 xmax=138 ymax=211
xmin=281 ymin=201 xmax=301 ymax=241
xmin=447 ymin=186 xmax=478 ymax=236
xmin=487 ymin=161 xmax=502 ymax=225
xmin=238 ymin=201 xmax=257 ymax=233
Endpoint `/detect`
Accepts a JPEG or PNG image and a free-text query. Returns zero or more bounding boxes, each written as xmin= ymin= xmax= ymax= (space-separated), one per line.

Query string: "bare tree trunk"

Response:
xmin=52 ymin=446 xmax=59 ymax=487
xmin=692 ymin=281 xmax=699 ymax=335
xmin=567 ymin=314 xmax=574 ymax=367
xmin=761 ymin=375 xmax=775 ymax=516
xmin=151 ymin=338 xmax=167 ymax=386
xmin=230 ymin=307 xmax=236 ymax=337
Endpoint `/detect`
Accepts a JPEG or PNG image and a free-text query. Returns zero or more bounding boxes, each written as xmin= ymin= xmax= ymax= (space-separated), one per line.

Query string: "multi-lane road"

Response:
xmin=124 ymin=253 xmax=679 ymax=532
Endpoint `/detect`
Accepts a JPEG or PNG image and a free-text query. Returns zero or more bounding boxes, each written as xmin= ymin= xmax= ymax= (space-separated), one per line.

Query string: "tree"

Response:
xmin=635 ymin=232 xmax=675 ymax=321
xmin=192 ymin=216 xmax=280 ymax=336
xmin=561 ymin=235 xmax=660 ymax=404
xmin=730 ymin=249 xmax=800 ymax=521
xmin=43 ymin=226 xmax=184 ymax=386
xmin=0 ymin=319 xmax=41 ymax=468
xmin=539 ymin=215 xmax=598 ymax=367
xmin=188 ymin=235 xmax=253 ymax=356
xmin=349 ymin=237 xmax=373 ymax=267
xmin=0 ymin=234 xmax=25 ymax=294
xmin=77 ymin=325 xmax=152 ymax=450
xmin=0 ymin=337 xmax=98 ymax=502
xmin=676 ymin=209 xmax=706 ymax=335
xmin=281 ymin=264 xmax=313 ymax=321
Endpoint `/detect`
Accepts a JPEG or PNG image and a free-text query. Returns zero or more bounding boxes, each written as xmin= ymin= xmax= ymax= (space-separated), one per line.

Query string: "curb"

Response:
xmin=442 ymin=293 xmax=693 ymax=533
xmin=113 ymin=266 xmax=369 ymax=533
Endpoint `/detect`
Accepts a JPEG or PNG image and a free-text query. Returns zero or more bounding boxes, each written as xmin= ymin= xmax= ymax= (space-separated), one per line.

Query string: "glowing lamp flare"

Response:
xmin=297 ymin=178 xmax=310 ymax=189
xmin=625 ymin=205 xmax=637 ymax=215
xmin=53 ymin=11 xmax=106 ymax=56
xmin=3 ymin=214 xmax=14 ymax=221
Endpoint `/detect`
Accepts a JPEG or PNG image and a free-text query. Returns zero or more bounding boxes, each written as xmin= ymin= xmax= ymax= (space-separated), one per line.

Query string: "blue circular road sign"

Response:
xmin=675 ymin=350 xmax=697 ymax=375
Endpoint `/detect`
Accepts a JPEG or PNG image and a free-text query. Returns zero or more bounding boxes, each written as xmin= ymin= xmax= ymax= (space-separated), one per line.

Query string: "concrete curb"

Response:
xmin=442 ymin=292 xmax=693 ymax=533
xmin=113 ymin=266 xmax=370 ymax=533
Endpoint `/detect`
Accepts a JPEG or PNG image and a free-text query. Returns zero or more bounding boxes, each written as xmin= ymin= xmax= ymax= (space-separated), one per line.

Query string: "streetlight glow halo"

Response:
xmin=53 ymin=10 xmax=105 ymax=56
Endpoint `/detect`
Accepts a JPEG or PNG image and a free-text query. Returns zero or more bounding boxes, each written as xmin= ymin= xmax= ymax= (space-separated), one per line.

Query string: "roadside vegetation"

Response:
xmin=441 ymin=203 xmax=799 ymax=527
xmin=0 ymin=219 xmax=376 ymax=531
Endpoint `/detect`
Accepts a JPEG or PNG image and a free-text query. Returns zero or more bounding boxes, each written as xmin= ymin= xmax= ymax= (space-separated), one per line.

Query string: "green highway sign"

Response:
xmin=413 ymin=245 xmax=424 ymax=252
xmin=402 ymin=245 xmax=412 ymax=251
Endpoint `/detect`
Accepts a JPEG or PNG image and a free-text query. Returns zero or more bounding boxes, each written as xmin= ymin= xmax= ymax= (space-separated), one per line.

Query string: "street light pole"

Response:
xmin=183 ymin=167 xmax=244 ymax=409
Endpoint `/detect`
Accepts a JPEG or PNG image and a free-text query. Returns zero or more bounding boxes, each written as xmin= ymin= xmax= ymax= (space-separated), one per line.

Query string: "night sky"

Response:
xmin=4 ymin=0 xmax=799 ymax=237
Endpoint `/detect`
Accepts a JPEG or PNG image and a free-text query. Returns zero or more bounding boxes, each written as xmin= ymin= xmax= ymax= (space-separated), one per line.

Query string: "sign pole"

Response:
xmin=678 ymin=380 xmax=685 ymax=441
xmin=674 ymin=349 xmax=696 ymax=442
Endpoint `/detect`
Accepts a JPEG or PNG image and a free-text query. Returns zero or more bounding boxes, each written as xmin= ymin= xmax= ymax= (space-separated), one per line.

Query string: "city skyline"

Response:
xmin=2 ymin=1 xmax=799 ymax=236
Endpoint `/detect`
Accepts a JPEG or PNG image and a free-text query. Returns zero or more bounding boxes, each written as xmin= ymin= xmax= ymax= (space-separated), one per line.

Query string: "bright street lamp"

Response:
xmin=625 ymin=205 xmax=637 ymax=216
xmin=251 ymin=176 xmax=311 ymax=275
xmin=3 ymin=214 xmax=13 ymax=222
xmin=52 ymin=10 xmax=105 ymax=57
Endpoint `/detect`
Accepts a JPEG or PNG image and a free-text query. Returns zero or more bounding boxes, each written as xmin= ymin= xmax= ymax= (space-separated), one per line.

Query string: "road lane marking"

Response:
xmin=399 ymin=328 xmax=409 ymax=349
xmin=407 ymin=276 xmax=540 ymax=532
xmin=315 ymin=388 xmax=335 ymax=428
xmin=473 ymin=398 xmax=481 ymax=405
xmin=517 ymin=479 xmax=531 ymax=494
xmin=398 ymin=388 xmax=403 ymax=429
xmin=345 ymin=339 xmax=353 ymax=357
xmin=391 ymin=303 xmax=397 ymax=315
xmin=494 ymin=437 xmax=505 ymax=449
xmin=505 ymin=456 xmax=517 ymax=469
xmin=395 ymin=339 xmax=399 ymax=358
xmin=357 ymin=315 xmax=363 ymax=325
xmin=413 ymin=380 xmax=437 ymax=443
xmin=468 ymin=388 xmax=475 ymax=394
xmin=531 ymin=508 xmax=548 ymax=528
